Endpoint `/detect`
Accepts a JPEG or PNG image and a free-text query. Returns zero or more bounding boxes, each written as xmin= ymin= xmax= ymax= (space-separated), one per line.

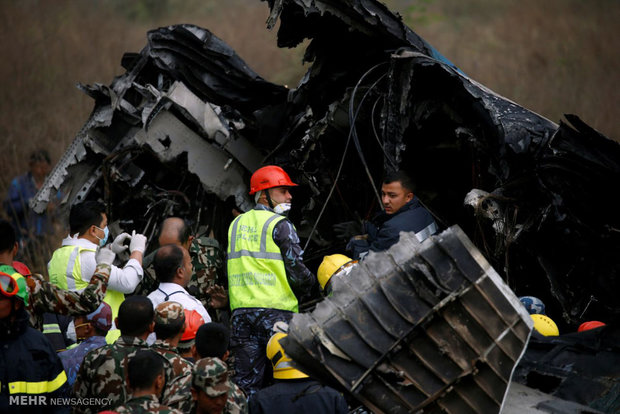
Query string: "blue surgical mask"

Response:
xmin=94 ymin=225 xmax=109 ymax=247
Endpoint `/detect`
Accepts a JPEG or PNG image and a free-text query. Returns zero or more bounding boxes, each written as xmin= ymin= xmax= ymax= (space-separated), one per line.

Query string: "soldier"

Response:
xmin=138 ymin=217 xmax=226 ymax=316
xmin=115 ymin=350 xmax=183 ymax=414
xmin=194 ymin=323 xmax=247 ymax=414
xmin=74 ymin=296 xmax=165 ymax=413
xmin=151 ymin=301 xmax=194 ymax=412
xmin=0 ymin=219 xmax=111 ymax=331
xmin=192 ymin=357 xmax=246 ymax=414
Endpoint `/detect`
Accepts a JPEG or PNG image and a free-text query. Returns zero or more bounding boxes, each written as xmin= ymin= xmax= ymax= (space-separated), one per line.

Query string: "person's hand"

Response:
xmin=206 ymin=284 xmax=228 ymax=309
xmin=333 ymin=220 xmax=363 ymax=240
xmin=129 ymin=230 xmax=147 ymax=253
xmin=96 ymin=246 xmax=116 ymax=266
xmin=110 ymin=232 xmax=131 ymax=254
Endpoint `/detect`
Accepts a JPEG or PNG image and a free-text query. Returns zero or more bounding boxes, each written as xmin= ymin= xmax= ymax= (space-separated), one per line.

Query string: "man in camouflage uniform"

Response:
xmin=191 ymin=357 xmax=247 ymax=414
xmin=136 ymin=217 xmax=226 ymax=314
xmin=74 ymin=296 xmax=175 ymax=413
xmin=0 ymin=219 xmax=111 ymax=331
xmin=115 ymin=350 xmax=183 ymax=414
xmin=151 ymin=301 xmax=194 ymax=412
xmin=194 ymin=323 xmax=247 ymax=413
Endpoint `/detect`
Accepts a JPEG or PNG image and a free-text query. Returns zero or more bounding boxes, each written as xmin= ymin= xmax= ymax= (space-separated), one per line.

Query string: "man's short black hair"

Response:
xmin=153 ymin=244 xmax=184 ymax=283
xmin=178 ymin=219 xmax=192 ymax=245
xmin=195 ymin=322 xmax=230 ymax=359
xmin=0 ymin=220 xmax=16 ymax=253
xmin=154 ymin=316 xmax=185 ymax=340
xmin=117 ymin=296 xmax=154 ymax=337
xmin=128 ymin=350 xmax=164 ymax=390
xmin=383 ymin=170 xmax=415 ymax=193
xmin=29 ymin=149 xmax=51 ymax=165
xmin=69 ymin=201 xmax=105 ymax=236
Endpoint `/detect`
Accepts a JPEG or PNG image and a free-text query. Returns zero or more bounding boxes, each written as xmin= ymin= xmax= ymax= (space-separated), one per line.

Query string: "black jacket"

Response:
xmin=349 ymin=196 xmax=437 ymax=259
xmin=0 ymin=308 xmax=70 ymax=413
xmin=249 ymin=379 xmax=348 ymax=414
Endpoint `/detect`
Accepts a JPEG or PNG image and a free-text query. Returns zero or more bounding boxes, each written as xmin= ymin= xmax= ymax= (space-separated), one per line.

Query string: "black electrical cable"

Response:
xmin=303 ymin=63 xmax=388 ymax=252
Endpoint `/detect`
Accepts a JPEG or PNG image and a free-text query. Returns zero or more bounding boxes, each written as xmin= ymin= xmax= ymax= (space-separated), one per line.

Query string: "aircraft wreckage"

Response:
xmin=31 ymin=0 xmax=619 ymax=412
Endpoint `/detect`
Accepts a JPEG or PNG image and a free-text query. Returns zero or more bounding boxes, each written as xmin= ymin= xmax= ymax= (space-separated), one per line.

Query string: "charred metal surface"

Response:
xmin=513 ymin=326 xmax=620 ymax=413
xmin=282 ymin=226 xmax=533 ymax=413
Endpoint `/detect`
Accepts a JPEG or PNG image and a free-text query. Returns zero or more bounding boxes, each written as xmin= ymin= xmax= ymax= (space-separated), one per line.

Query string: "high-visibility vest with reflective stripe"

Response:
xmin=48 ymin=245 xmax=124 ymax=343
xmin=1 ymin=370 xmax=67 ymax=394
xmin=227 ymin=209 xmax=298 ymax=312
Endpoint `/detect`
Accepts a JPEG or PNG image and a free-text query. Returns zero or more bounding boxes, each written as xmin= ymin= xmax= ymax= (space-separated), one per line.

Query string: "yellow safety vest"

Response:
xmin=48 ymin=245 xmax=123 ymax=343
xmin=0 ymin=264 xmax=28 ymax=306
xmin=227 ymin=209 xmax=298 ymax=312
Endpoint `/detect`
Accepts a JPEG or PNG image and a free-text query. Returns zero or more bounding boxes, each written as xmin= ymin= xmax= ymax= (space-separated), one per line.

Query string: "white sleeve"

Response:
xmin=107 ymin=258 xmax=144 ymax=294
xmin=195 ymin=302 xmax=212 ymax=323
xmin=79 ymin=251 xmax=97 ymax=283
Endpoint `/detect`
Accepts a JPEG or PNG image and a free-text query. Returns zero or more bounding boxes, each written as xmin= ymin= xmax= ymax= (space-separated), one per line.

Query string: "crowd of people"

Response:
xmin=1 ymin=158 xmax=444 ymax=413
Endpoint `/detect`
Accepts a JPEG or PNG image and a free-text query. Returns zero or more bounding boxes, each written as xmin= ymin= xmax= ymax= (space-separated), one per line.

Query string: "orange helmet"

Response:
xmin=249 ymin=165 xmax=298 ymax=195
xmin=181 ymin=309 xmax=205 ymax=341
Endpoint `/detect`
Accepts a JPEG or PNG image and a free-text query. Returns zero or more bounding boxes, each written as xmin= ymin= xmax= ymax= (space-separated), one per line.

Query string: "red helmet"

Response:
xmin=249 ymin=165 xmax=298 ymax=195
xmin=578 ymin=321 xmax=606 ymax=332
xmin=181 ymin=309 xmax=205 ymax=341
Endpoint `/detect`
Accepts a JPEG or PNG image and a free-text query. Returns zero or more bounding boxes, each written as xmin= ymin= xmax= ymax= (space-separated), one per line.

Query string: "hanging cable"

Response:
xmin=303 ymin=63 xmax=388 ymax=252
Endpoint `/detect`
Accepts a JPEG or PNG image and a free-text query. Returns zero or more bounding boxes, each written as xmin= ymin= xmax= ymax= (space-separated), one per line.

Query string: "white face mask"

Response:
xmin=66 ymin=320 xmax=77 ymax=343
xmin=273 ymin=203 xmax=291 ymax=215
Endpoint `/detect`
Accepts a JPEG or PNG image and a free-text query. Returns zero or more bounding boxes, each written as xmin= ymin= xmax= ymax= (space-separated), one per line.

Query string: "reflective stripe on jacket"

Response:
xmin=227 ymin=209 xmax=298 ymax=312
xmin=48 ymin=245 xmax=123 ymax=343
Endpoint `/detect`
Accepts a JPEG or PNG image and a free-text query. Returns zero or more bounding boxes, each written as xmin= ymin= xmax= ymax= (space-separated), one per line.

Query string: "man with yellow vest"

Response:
xmin=227 ymin=165 xmax=316 ymax=397
xmin=48 ymin=201 xmax=147 ymax=343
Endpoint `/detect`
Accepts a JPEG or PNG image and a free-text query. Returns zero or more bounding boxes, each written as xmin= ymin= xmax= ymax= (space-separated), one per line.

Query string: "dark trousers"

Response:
xmin=230 ymin=308 xmax=293 ymax=397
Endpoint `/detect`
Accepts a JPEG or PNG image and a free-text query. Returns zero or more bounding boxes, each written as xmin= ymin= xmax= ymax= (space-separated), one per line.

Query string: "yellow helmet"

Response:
xmin=266 ymin=332 xmax=308 ymax=379
xmin=317 ymin=254 xmax=352 ymax=290
xmin=531 ymin=314 xmax=559 ymax=336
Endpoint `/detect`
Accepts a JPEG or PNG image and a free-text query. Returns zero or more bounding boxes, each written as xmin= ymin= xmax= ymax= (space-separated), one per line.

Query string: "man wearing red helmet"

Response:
xmin=227 ymin=165 xmax=315 ymax=397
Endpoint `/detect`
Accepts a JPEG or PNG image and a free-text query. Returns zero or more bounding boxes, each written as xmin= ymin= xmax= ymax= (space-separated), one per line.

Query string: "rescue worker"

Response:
xmin=115 ymin=350 xmax=183 ymax=414
xmin=338 ymin=170 xmax=437 ymax=260
xmin=178 ymin=309 xmax=205 ymax=362
xmin=0 ymin=219 xmax=112 ymax=332
xmin=249 ymin=333 xmax=348 ymax=414
xmin=317 ymin=254 xmax=356 ymax=296
xmin=227 ymin=165 xmax=315 ymax=396
xmin=59 ymin=302 xmax=112 ymax=387
xmin=137 ymin=217 xmax=226 ymax=315
xmin=191 ymin=357 xmax=243 ymax=414
xmin=0 ymin=270 xmax=69 ymax=413
xmin=151 ymin=301 xmax=194 ymax=412
xmin=74 ymin=296 xmax=170 ymax=413
xmin=47 ymin=200 xmax=147 ymax=342
xmin=148 ymin=244 xmax=211 ymax=324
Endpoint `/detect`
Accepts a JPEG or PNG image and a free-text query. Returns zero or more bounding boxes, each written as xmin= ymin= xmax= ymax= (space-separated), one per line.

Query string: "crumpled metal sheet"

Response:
xmin=31 ymin=0 xmax=619 ymax=329
xmin=282 ymin=226 xmax=533 ymax=413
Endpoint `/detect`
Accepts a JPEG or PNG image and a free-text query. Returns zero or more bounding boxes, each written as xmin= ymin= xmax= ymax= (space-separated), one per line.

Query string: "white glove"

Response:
xmin=110 ymin=232 xmax=131 ymax=254
xmin=96 ymin=246 xmax=116 ymax=266
xmin=129 ymin=230 xmax=147 ymax=253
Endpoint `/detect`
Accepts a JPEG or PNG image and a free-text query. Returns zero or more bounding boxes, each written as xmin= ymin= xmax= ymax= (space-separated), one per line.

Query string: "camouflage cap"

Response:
xmin=86 ymin=302 xmax=112 ymax=333
xmin=154 ymin=301 xmax=185 ymax=326
xmin=192 ymin=357 xmax=231 ymax=397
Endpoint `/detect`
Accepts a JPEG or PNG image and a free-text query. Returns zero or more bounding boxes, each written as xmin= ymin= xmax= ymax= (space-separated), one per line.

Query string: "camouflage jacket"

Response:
xmin=136 ymin=237 xmax=222 ymax=308
xmin=227 ymin=381 xmax=249 ymax=414
xmin=151 ymin=339 xmax=194 ymax=413
xmin=26 ymin=264 xmax=110 ymax=330
xmin=73 ymin=336 xmax=172 ymax=413
xmin=114 ymin=394 xmax=183 ymax=414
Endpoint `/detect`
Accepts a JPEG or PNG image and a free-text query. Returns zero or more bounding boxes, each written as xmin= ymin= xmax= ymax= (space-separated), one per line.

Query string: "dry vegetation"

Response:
xmin=0 ymin=0 xmax=617 ymax=269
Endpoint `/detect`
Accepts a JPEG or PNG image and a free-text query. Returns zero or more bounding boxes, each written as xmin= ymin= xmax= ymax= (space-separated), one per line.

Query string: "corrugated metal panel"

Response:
xmin=283 ymin=226 xmax=533 ymax=413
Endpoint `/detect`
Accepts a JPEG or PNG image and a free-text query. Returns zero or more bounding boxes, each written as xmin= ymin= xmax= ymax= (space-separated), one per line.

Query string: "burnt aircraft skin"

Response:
xmin=30 ymin=0 xmax=619 ymax=410
xmin=257 ymin=0 xmax=620 ymax=328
